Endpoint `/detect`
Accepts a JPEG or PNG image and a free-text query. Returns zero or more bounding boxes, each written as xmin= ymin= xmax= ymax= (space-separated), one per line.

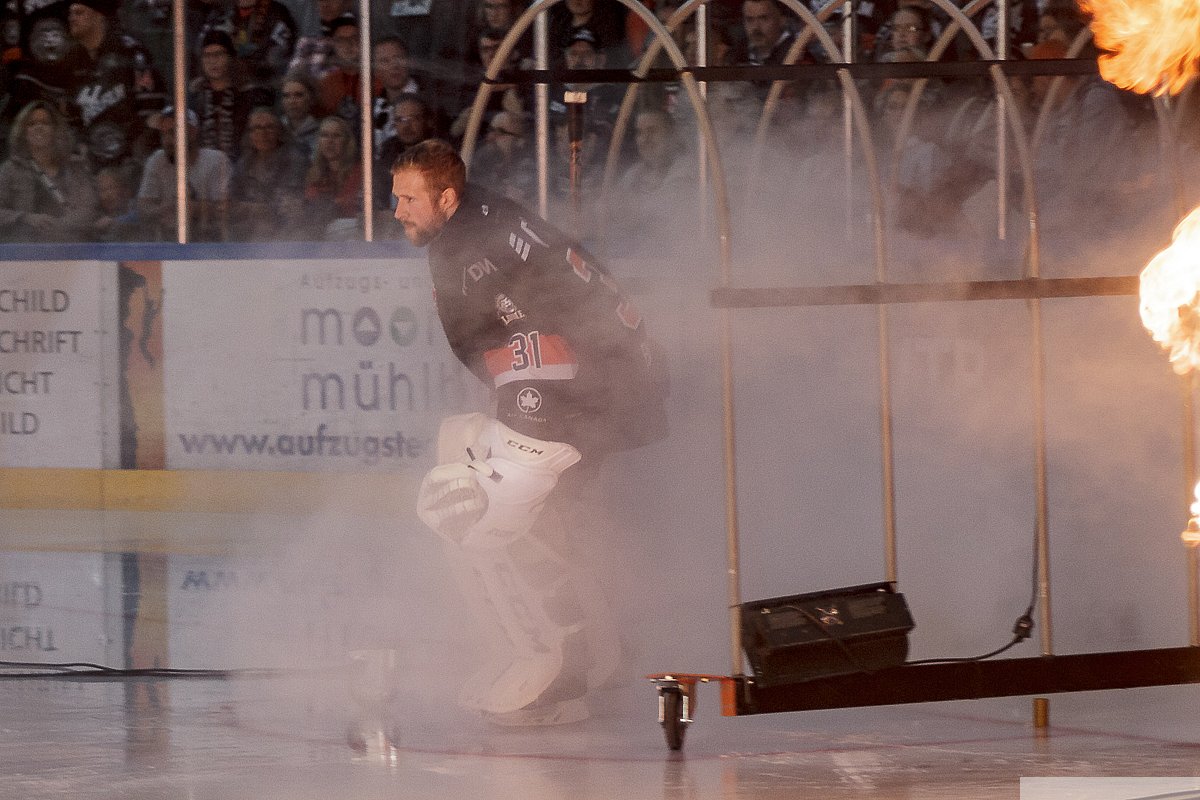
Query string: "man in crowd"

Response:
xmin=63 ymin=0 xmax=164 ymax=167
xmin=373 ymin=92 xmax=436 ymax=209
xmin=136 ymin=106 xmax=231 ymax=241
xmin=392 ymin=139 xmax=667 ymax=725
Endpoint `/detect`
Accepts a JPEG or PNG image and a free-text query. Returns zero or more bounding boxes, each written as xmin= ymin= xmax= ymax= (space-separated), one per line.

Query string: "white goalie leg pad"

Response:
xmin=453 ymin=542 xmax=576 ymax=714
xmin=417 ymin=417 xmax=583 ymax=713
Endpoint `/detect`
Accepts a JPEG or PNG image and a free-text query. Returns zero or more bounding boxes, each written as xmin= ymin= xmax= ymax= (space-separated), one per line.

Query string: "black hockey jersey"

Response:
xmin=427 ymin=183 xmax=667 ymax=456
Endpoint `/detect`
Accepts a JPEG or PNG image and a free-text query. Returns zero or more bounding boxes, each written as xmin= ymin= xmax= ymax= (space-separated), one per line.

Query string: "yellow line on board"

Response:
xmin=0 ymin=468 xmax=417 ymax=515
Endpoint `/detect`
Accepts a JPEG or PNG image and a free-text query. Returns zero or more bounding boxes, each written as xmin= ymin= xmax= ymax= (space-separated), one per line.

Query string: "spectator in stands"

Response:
xmin=549 ymin=0 xmax=627 ymax=65
xmin=981 ymin=0 xmax=1039 ymax=56
xmin=468 ymin=0 xmax=524 ymax=62
xmin=6 ymin=9 xmax=75 ymax=132
xmin=470 ymin=109 xmax=535 ymax=203
xmin=681 ymin=19 xmax=756 ymax=147
xmin=371 ymin=0 xmax=469 ymax=69
xmin=228 ymin=105 xmax=307 ymax=240
xmin=738 ymin=0 xmax=806 ymax=103
xmin=448 ymin=26 xmax=524 ymax=143
xmin=876 ymin=5 xmax=933 ymax=61
xmin=373 ymin=92 xmax=435 ymax=208
xmin=1026 ymin=0 xmax=1090 ymax=54
xmin=279 ymin=71 xmax=320 ymax=155
xmin=63 ymin=0 xmax=165 ymax=168
xmin=371 ymin=36 xmax=421 ymax=147
xmin=548 ymin=28 xmax=622 ymax=131
xmin=189 ymin=29 xmax=255 ymax=161
xmin=304 ymin=114 xmax=362 ymax=238
xmin=198 ymin=0 xmax=297 ymax=87
xmin=1028 ymin=37 xmax=1149 ymax=226
xmin=315 ymin=13 xmax=362 ymax=121
xmin=92 ymin=161 xmax=146 ymax=241
xmin=739 ymin=0 xmax=795 ymax=67
xmin=1 ymin=7 xmax=22 ymax=66
xmin=612 ymin=106 xmax=695 ymax=241
xmin=287 ymin=0 xmax=352 ymax=82
xmin=0 ymin=99 xmax=98 ymax=242
xmin=137 ymin=106 xmax=232 ymax=241
xmin=875 ymin=76 xmax=992 ymax=239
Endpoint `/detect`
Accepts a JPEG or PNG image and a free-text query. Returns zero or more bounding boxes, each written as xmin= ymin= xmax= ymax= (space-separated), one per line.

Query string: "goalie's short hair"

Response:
xmin=392 ymin=139 xmax=466 ymax=200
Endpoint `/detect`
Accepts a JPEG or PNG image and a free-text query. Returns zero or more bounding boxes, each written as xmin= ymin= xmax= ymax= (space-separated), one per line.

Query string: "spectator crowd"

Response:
xmin=0 ymin=0 xmax=1179 ymax=245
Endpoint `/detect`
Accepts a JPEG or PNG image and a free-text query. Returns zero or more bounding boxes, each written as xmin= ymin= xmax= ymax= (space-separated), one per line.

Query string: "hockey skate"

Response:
xmin=476 ymin=631 xmax=591 ymax=727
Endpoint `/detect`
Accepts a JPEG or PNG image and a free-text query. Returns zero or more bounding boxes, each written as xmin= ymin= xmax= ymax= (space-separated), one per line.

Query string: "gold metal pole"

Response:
xmin=1182 ymin=374 xmax=1199 ymax=645
xmin=1031 ymin=297 xmax=1053 ymax=656
xmin=359 ymin=0 xmax=373 ymax=242
xmin=171 ymin=0 xmax=187 ymax=243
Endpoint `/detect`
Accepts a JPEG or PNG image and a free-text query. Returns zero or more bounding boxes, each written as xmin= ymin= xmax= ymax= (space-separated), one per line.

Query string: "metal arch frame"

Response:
xmin=887 ymin=0 xmax=1040 ymax=273
xmin=739 ymin=0 xmax=903 ymax=589
xmin=748 ymin=0 xmax=886 ymax=278
xmin=458 ymin=0 xmax=735 ymax=275
xmin=600 ymin=0 xmax=706 ymax=214
xmin=1030 ymin=27 xmax=1097 ymax=157
xmin=595 ymin=0 xmax=705 ymax=244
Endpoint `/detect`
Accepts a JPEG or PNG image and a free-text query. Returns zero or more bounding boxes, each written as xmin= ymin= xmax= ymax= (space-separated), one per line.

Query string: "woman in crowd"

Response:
xmin=229 ymin=106 xmax=307 ymax=241
xmin=303 ymin=114 xmax=361 ymax=238
xmin=0 ymin=100 xmax=98 ymax=242
xmin=877 ymin=5 xmax=935 ymax=61
xmin=279 ymin=71 xmax=321 ymax=156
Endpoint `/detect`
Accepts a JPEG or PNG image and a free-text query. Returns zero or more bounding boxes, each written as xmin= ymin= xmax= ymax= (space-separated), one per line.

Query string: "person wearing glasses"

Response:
xmin=876 ymin=5 xmax=938 ymax=62
xmin=228 ymin=106 xmax=307 ymax=240
xmin=372 ymin=92 xmax=437 ymax=211
xmin=188 ymin=30 xmax=256 ymax=161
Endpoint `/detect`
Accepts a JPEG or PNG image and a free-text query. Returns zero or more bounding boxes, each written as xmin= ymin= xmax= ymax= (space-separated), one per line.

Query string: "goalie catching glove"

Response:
xmin=415 ymin=413 xmax=581 ymax=548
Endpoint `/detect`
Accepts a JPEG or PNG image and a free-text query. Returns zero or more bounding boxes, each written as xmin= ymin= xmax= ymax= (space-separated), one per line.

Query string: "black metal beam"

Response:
xmin=736 ymin=646 xmax=1200 ymax=715
xmin=500 ymin=58 xmax=1099 ymax=86
xmin=711 ymin=275 xmax=1139 ymax=309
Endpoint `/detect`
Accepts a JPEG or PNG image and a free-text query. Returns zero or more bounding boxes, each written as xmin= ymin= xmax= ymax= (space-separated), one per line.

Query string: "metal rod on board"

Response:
xmin=878 ymin=302 xmax=898 ymax=583
xmin=535 ymin=10 xmax=549 ymax=219
xmin=1182 ymin=374 xmax=1199 ymax=645
xmin=842 ymin=0 xmax=854 ymax=239
xmin=697 ymin=0 xmax=709 ymax=241
xmin=996 ymin=0 xmax=1007 ymax=240
xmin=172 ymin=0 xmax=187 ymax=243
xmin=360 ymin=0 xmax=374 ymax=241
xmin=720 ymin=308 xmax=742 ymax=677
xmin=1024 ymin=36 xmax=1051 ymax=652
xmin=1031 ymin=295 xmax=1052 ymax=655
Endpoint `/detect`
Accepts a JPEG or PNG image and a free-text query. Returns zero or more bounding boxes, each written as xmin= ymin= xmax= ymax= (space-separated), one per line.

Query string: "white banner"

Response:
xmin=0 ymin=261 xmax=113 ymax=468
xmin=0 ymin=551 xmax=109 ymax=664
xmin=163 ymin=259 xmax=483 ymax=472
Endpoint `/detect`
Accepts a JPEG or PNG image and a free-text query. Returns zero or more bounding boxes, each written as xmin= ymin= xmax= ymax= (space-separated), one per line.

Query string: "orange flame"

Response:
xmin=1080 ymin=0 xmax=1200 ymax=95
xmin=1139 ymin=207 xmax=1200 ymax=374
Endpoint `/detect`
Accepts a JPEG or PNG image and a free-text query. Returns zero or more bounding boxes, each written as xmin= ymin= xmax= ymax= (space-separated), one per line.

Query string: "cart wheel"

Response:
xmin=661 ymin=688 xmax=687 ymax=751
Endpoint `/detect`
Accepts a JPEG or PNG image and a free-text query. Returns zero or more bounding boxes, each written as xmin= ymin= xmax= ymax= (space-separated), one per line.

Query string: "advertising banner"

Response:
xmin=0 ymin=551 xmax=109 ymax=665
xmin=163 ymin=259 xmax=482 ymax=472
xmin=0 ymin=261 xmax=113 ymax=468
